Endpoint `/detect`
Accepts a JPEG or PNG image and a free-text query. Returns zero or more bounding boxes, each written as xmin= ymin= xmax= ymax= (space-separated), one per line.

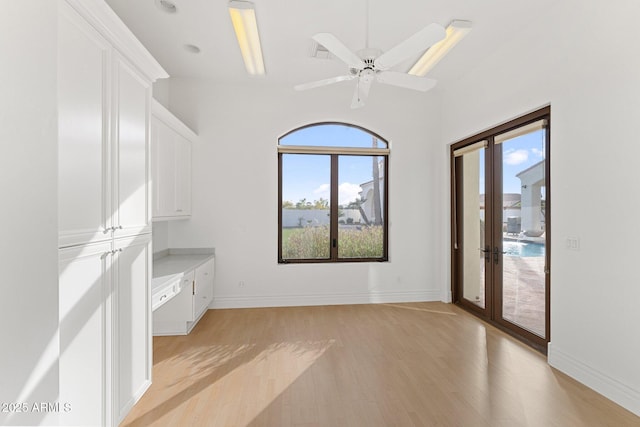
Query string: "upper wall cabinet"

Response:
xmin=113 ymin=55 xmax=152 ymax=237
xmin=58 ymin=0 xmax=167 ymax=248
xmin=151 ymin=99 xmax=195 ymax=221
xmin=58 ymin=4 xmax=111 ymax=248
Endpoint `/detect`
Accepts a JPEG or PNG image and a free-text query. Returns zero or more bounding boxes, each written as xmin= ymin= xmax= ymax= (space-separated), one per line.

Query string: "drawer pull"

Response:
xmin=160 ymin=294 xmax=167 ymax=301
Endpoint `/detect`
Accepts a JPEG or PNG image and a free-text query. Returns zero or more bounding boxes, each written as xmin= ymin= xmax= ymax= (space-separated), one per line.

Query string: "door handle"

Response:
xmin=493 ymin=246 xmax=506 ymax=264
xmin=479 ymin=246 xmax=490 ymax=262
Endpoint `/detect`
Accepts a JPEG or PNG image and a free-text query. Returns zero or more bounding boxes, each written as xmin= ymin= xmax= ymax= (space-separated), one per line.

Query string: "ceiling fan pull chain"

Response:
xmin=364 ymin=0 xmax=369 ymax=49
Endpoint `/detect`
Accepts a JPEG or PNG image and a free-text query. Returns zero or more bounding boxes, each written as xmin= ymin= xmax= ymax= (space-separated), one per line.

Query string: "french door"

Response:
xmin=451 ymin=107 xmax=550 ymax=350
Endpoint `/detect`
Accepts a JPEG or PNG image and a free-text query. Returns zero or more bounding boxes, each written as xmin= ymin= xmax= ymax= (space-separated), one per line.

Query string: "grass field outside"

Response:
xmin=281 ymin=225 xmax=383 ymax=259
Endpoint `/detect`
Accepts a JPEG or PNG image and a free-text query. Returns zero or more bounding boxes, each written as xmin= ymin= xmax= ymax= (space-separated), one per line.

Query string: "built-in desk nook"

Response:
xmin=152 ymin=248 xmax=215 ymax=335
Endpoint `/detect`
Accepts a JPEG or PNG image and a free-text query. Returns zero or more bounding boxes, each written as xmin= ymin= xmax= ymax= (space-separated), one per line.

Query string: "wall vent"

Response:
xmin=310 ymin=42 xmax=334 ymax=60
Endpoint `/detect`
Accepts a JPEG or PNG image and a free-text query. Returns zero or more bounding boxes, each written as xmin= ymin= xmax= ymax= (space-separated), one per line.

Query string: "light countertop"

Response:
xmin=152 ymin=248 xmax=214 ymax=293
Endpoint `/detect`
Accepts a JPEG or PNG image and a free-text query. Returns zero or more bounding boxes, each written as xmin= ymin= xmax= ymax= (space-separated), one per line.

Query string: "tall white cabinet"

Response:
xmin=58 ymin=1 xmax=167 ymax=425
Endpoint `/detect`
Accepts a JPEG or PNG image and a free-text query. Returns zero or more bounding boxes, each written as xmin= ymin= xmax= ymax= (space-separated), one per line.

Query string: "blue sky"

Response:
xmin=280 ymin=124 xmax=385 ymax=148
xmin=280 ymin=124 xmax=545 ymax=205
xmin=480 ymin=129 xmax=546 ymax=195
xmin=280 ymin=125 xmax=384 ymax=206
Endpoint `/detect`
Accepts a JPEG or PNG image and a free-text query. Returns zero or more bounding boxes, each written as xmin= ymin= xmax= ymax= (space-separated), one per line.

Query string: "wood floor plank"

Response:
xmin=121 ymin=303 xmax=639 ymax=426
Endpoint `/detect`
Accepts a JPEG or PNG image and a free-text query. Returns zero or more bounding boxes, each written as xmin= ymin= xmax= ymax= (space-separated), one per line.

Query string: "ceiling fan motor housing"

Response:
xmin=363 ymin=58 xmax=376 ymax=69
xmin=360 ymin=68 xmax=376 ymax=83
xmin=355 ymin=49 xmax=381 ymax=82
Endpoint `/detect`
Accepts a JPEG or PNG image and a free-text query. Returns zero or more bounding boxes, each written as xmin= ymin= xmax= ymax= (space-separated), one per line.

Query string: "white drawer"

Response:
xmin=152 ymin=280 xmax=180 ymax=311
xmin=179 ymin=271 xmax=195 ymax=292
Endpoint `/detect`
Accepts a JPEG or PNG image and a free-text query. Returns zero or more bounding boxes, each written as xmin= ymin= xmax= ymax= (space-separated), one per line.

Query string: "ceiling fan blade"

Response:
xmin=294 ymin=75 xmax=354 ymax=91
xmin=376 ymin=71 xmax=437 ymax=92
xmin=312 ymin=33 xmax=365 ymax=69
xmin=374 ymin=23 xmax=446 ymax=70
xmin=351 ymin=77 xmax=372 ymax=109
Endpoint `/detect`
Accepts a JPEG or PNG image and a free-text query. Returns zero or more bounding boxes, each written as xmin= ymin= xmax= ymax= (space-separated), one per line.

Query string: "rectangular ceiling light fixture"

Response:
xmin=228 ymin=0 xmax=265 ymax=76
xmin=408 ymin=20 xmax=472 ymax=77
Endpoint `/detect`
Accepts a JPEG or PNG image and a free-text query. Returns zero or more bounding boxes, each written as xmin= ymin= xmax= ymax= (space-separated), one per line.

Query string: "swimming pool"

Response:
xmin=503 ymin=241 xmax=545 ymax=257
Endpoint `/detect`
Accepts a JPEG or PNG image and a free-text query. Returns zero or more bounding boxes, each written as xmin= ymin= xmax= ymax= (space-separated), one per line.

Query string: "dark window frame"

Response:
xmin=278 ymin=122 xmax=389 ymax=264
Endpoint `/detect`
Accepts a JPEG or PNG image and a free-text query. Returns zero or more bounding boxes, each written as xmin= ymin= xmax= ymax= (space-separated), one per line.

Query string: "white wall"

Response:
xmin=440 ymin=0 xmax=640 ymax=415
xmin=165 ymin=79 xmax=445 ymax=307
xmin=0 ymin=2 xmax=60 ymax=426
xmin=152 ymin=221 xmax=170 ymax=253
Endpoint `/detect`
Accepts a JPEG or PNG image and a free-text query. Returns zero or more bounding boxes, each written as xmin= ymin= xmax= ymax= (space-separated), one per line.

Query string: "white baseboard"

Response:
xmin=152 ymin=320 xmax=188 ymax=336
xmin=118 ymin=379 xmax=152 ymax=424
xmin=211 ymin=290 xmax=441 ymax=309
xmin=548 ymin=342 xmax=640 ymax=416
xmin=442 ymin=289 xmax=452 ymax=303
xmin=153 ymin=305 xmax=209 ymax=336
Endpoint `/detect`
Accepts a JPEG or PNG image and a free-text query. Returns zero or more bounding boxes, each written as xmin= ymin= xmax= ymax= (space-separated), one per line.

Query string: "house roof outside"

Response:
xmin=479 ymin=193 xmax=521 ymax=209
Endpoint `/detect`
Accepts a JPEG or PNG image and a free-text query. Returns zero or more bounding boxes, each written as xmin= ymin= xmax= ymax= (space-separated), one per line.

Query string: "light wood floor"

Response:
xmin=122 ymin=303 xmax=639 ymax=427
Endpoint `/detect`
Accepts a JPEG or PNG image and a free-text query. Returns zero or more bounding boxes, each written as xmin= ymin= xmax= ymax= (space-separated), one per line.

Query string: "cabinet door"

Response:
xmin=59 ymin=241 xmax=113 ymax=427
xmin=58 ymin=4 xmax=111 ymax=248
xmin=175 ymin=134 xmax=192 ymax=216
xmin=113 ymin=55 xmax=151 ymax=238
xmin=152 ymin=271 xmax=195 ymax=331
xmin=151 ymin=118 xmax=176 ymax=218
xmin=113 ymin=234 xmax=152 ymax=422
xmin=194 ymin=258 xmax=214 ymax=319
xmin=151 ymin=116 xmax=192 ymax=220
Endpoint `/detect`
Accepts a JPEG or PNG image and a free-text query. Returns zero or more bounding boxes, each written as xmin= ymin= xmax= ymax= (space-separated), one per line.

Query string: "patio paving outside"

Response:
xmin=469 ymin=238 xmax=546 ymax=337
xmin=502 ymin=254 xmax=545 ymax=337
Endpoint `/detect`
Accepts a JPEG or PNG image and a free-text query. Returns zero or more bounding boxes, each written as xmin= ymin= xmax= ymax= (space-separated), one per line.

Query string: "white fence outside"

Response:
xmin=282 ymin=209 xmax=362 ymax=228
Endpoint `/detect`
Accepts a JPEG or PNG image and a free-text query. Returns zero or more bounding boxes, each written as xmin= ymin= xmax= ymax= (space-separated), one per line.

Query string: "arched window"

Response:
xmin=278 ymin=123 xmax=389 ymax=263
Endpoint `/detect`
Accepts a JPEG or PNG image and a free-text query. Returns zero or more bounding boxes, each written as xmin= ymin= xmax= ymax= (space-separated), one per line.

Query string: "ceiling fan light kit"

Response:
xmin=295 ymin=18 xmax=468 ymax=108
xmin=408 ymin=20 xmax=473 ymax=77
xmin=228 ymin=0 xmax=266 ymax=76
xmin=155 ymin=0 xmax=177 ymax=14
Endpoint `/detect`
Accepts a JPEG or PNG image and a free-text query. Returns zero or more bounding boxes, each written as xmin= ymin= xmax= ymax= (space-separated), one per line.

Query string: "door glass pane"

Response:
xmin=338 ymin=155 xmax=385 ymax=258
xmin=500 ymin=127 xmax=546 ymax=337
xmin=281 ymin=154 xmax=330 ymax=259
xmin=460 ymin=148 xmax=486 ymax=308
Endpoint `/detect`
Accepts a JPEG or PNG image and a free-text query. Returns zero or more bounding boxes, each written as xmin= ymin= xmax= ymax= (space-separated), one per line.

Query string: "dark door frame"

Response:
xmin=450 ymin=106 xmax=551 ymax=353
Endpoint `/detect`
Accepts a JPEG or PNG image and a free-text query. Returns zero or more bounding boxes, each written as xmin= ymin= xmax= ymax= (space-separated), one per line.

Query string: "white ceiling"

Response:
xmin=105 ymin=0 xmax=555 ymax=89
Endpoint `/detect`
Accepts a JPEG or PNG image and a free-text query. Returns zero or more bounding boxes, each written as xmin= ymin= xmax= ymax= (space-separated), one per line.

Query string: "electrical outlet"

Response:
xmin=238 ymin=281 xmax=245 ymax=288
xmin=566 ymin=237 xmax=580 ymax=251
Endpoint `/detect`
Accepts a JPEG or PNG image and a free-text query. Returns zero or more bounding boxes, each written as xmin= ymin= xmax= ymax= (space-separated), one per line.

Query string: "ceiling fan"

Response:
xmin=294 ymin=23 xmax=446 ymax=108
